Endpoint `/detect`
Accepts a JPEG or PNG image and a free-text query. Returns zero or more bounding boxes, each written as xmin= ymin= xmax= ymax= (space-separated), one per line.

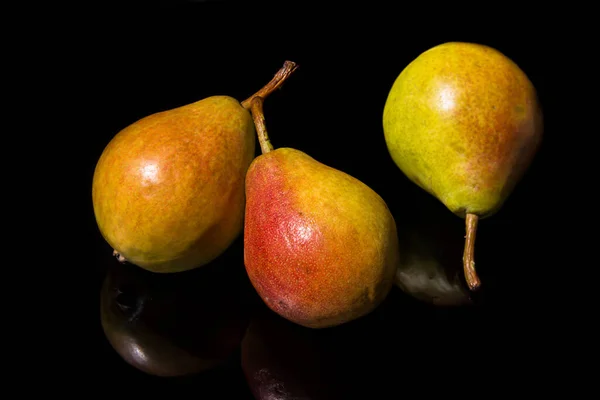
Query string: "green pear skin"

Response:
xmin=383 ymin=42 xmax=543 ymax=218
xmin=383 ymin=42 xmax=543 ymax=290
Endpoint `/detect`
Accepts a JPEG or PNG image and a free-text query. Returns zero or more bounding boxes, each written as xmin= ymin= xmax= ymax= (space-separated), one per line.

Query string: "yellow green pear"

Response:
xmin=382 ymin=42 xmax=543 ymax=290
xmin=92 ymin=62 xmax=298 ymax=273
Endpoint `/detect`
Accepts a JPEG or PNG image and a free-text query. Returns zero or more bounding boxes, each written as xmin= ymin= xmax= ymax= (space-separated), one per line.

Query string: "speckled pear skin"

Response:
xmin=383 ymin=42 xmax=543 ymax=218
xmin=92 ymin=96 xmax=255 ymax=273
xmin=244 ymin=148 xmax=399 ymax=329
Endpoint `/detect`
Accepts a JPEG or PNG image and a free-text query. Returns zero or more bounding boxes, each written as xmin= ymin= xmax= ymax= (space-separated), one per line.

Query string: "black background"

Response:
xmin=48 ymin=1 xmax=568 ymax=396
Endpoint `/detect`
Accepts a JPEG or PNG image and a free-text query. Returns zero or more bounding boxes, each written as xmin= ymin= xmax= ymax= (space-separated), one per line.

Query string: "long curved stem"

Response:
xmin=463 ymin=213 xmax=481 ymax=291
xmin=250 ymin=97 xmax=273 ymax=154
xmin=241 ymin=61 xmax=298 ymax=109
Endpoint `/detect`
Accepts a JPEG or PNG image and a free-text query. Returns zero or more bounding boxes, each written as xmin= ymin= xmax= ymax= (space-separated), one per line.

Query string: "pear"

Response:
xmin=382 ymin=42 xmax=543 ymax=290
xmin=244 ymin=97 xmax=400 ymax=329
xmin=92 ymin=62 xmax=298 ymax=273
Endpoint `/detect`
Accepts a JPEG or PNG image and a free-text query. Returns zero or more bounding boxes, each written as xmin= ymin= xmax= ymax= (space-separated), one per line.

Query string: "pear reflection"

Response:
xmin=100 ymin=244 xmax=252 ymax=378
xmin=241 ymin=307 xmax=338 ymax=399
xmin=394 ymin=201 xmax=472 ymax=307
xmin=241 ymin=305 xmax=393 ymax=399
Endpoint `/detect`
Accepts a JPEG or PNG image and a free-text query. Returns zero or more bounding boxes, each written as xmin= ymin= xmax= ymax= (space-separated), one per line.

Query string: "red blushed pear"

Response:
xmin=244 ymin=97 xmax=400 ymax=329
xmin=92 ymin=62 xmax=298 ymax=273
xmin=383 ymin=42 xmax=543 ymax=290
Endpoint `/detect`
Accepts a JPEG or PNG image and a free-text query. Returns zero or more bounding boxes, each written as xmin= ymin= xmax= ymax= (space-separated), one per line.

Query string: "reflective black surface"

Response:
xmin=100 ymin=236 xmax=252 ymax=378
xmin=72 ymin=2 xmax=557 ymax=397
xmin=96 ymin=239 xmax=492 ymax=398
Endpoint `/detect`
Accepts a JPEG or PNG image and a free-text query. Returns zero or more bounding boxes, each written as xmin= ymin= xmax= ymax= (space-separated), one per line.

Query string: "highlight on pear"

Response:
xmin=243 ymin=95 xmax=400 ymax=329
xmin=92 ymin=62 xmax=298 ymax=273
xmin=382 ymin=42 xmax=543 ymax=291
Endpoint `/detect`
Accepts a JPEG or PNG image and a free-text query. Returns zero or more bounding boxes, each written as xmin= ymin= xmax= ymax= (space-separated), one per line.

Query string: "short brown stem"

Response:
xmin=463 ymin=213 xmax=481 ymax=291
xmin=250 ymin=97 xmax=273 ymax=154
xmin=241 ymin=61 xmax=298 ymax=109
xmin=113 ymin=249 xmax=127 ymax=263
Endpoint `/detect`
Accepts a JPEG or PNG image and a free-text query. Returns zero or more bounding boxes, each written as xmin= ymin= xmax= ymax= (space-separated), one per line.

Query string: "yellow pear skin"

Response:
xmin=92 ymin=62 xmax=298 ymax=273
xmin=92 ymin=96 xmax=255 ymax=273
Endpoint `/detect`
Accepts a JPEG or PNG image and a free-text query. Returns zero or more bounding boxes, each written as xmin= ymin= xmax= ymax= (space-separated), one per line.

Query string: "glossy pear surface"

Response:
xmin=244 ymin=148 xmax=399 ymax=329
xmin=383 ymin=42 xmax=543 ymax=218
xmin=93 ymin=96 xmax=255 ymax=272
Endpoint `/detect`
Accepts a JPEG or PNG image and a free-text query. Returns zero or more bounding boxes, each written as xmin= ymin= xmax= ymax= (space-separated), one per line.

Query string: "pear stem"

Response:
xmin=463 ymin=213 xmax=481 ymax=291
xmin=113 ymin=249 xmax=127 ymax=263
xmin=250 ymin=97 xmax=273 ymax=154
xmin=241 ymin=61 xmax=299 ymax=109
